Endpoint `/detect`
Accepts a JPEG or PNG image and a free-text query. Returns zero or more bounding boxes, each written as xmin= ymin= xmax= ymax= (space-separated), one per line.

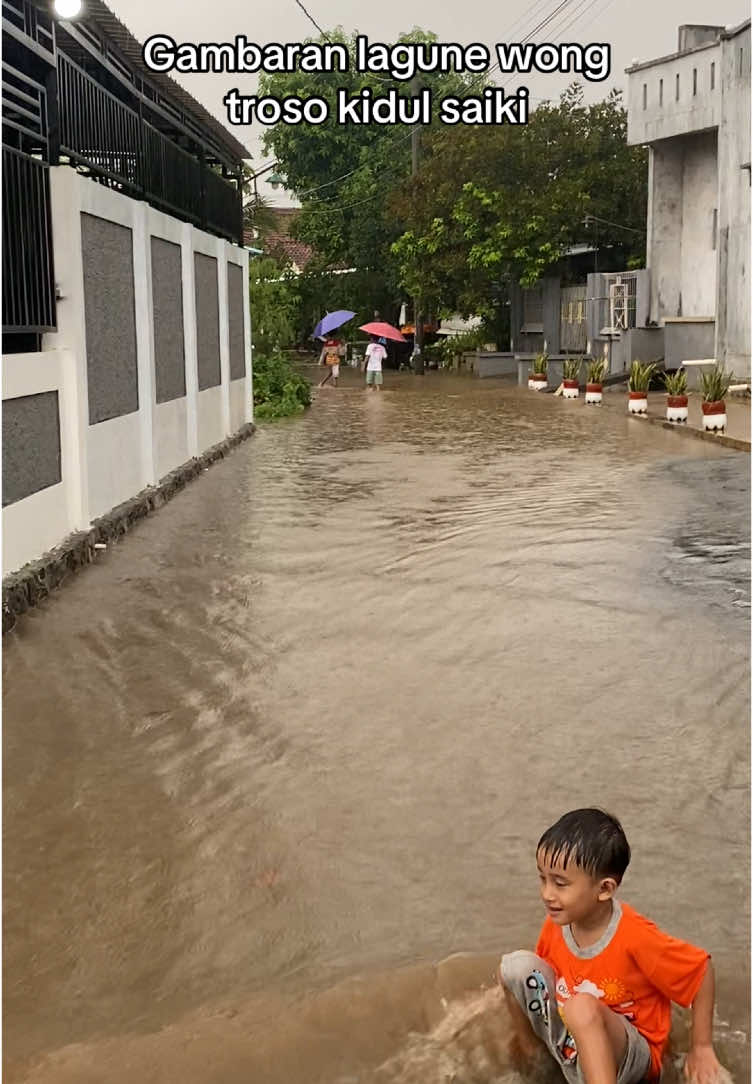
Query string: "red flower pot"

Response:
xmin=586 ymin=383 xmax=602 ymax=394
xmin=628 ymin=389 xmax=648 ymax=415
xmin=666 ymin=394 xmax=689 ymax=423
xmin=563 ymin=379 xmax=579 ymax=389
xmin=701 ymin=399 xmax=727 ymax=431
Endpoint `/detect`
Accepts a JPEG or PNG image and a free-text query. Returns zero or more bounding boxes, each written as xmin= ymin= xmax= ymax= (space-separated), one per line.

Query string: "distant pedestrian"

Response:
xmin=364 ymin=335 xmax=387 ymax=391
xmin=317 ymin=337 xmax=345 ymax=387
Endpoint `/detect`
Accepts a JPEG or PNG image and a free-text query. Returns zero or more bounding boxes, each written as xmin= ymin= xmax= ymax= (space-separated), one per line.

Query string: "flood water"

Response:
xmin=4 ymin=372 xmax=750 ymax=1083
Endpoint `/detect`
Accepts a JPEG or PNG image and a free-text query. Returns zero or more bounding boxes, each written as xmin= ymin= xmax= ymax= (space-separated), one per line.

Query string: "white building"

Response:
xmin=626 ymin=21 xmax=751 ymax=376
xmin=2 ymin=0 xmax=253 ymax=583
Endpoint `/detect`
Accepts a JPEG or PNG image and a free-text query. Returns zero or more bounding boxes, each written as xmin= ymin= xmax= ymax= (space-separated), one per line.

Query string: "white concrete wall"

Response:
xmin=2 ymin=350 xmax=84 ymax=575
xmin=679 ymin=131 xmax=718 ymax=317
xmin=646 ymin=141 xmax=684 ymax=320
xmin=716 ymin=23 xmax=751 ymax=373
xmin=3 ymin=169 xmax=252 ymax=575
xmin=627 ymin=40 xmax=721 ymax=144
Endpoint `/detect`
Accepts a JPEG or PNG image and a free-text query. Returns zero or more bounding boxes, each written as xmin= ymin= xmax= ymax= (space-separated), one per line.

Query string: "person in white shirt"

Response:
xmin=364 ymin=336 xmax=387 ymax=391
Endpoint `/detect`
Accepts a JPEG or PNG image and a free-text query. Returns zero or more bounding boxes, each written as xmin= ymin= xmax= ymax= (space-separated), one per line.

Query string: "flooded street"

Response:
xmin=3 ymin=372 xmax=750 ymax=1083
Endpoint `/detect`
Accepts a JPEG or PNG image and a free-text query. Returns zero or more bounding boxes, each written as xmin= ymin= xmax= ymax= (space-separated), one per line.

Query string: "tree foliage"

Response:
xmin=390 ymin=84 xmax=647 ymax=324
xmin=259 ymin=28 xmax=479 ymax=322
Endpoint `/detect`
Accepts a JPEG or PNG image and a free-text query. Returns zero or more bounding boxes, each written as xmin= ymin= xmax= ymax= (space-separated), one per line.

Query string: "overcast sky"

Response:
xmin=109 ymin=0 xmax=750 ymax=204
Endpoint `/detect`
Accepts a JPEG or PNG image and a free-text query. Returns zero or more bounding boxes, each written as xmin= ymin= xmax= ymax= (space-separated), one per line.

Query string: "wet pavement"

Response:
xmin=3 ymin=370 xmax=750 ymax=1083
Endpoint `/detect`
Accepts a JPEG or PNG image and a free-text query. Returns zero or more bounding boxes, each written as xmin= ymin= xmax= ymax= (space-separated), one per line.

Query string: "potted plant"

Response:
xmin=699 ymin=367 xmax=732 ymax=432
xmin=585 ymin=359 xmax=607 ymax=405
xmin=529 ymin=352 xmax=548 ymax=391
xmin=627 ymin=360 xmax=657 ymax=415
xmin=663 ymin=369 xmax=688 ymax=423
xmin=562 ymin=357 xmax=581 ymax=399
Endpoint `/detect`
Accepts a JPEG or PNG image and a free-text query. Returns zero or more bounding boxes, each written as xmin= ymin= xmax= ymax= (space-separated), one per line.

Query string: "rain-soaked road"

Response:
xmin=3 ymin=372 xmax=750 ymax=1083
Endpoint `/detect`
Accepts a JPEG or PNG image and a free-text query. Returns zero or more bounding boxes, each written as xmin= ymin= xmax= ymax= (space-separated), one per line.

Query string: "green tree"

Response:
xmin=248 ymin=255 xmax=300 ymax=354
xmin=390 ymin=84 xmax=647 ymax=327
xmin=259 ymin=28 xmax=481 ymax=321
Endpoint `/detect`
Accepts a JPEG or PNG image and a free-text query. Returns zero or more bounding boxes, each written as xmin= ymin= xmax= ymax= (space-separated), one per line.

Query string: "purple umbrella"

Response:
xmin=313 ymin=310 xmax=355 ymax=339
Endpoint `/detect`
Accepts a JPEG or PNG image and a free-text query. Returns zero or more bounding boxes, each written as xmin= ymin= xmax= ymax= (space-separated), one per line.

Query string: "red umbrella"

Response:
xmin=359 ymin=321 xmax=407 ymax=343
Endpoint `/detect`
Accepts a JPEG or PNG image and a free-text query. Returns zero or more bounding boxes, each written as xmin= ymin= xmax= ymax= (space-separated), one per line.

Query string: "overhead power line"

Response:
xmin=297 ymin=0 xmax=581 ymax=204
xmin=300 ymin=0 xmax=585 ymax=214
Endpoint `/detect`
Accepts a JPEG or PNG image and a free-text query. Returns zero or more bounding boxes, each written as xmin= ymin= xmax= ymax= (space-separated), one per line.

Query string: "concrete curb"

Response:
xmin=628 ymin=413 xmax=751 ymax=452
xmin=2 ymin=422 xmax=256 ymax=635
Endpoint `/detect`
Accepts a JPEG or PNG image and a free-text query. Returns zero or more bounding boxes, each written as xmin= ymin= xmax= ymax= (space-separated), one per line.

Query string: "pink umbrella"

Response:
xmin=359 ymin=321 xmax=407 ymax=343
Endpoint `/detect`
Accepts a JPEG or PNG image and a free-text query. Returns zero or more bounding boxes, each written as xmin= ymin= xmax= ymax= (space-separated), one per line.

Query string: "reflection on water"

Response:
xmin=3 ymin=373 xmax=750 ymax=1082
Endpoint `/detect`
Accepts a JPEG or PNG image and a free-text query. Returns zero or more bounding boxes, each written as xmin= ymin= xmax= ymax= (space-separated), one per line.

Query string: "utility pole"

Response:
xmin=410 ymin=76 xmax=424 ymax=374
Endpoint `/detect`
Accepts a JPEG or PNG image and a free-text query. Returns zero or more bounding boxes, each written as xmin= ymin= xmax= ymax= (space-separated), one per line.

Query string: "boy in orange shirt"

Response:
xmin=500 ymin=809 xmax=723 ymax=1084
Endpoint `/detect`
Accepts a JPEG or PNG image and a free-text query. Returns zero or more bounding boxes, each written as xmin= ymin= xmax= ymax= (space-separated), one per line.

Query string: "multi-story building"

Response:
xmin=626 ymin=21 xmax=751 ymax=376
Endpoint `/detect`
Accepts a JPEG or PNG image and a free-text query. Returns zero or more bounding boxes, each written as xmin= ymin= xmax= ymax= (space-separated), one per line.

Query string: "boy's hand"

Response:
xmin=684 ymin=1044 xmax=723 ymax=1084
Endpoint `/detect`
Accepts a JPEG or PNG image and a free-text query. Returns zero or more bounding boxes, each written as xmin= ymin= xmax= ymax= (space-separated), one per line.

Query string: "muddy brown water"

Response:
xmin=3 ymin=372 xmax=750 ymax=1082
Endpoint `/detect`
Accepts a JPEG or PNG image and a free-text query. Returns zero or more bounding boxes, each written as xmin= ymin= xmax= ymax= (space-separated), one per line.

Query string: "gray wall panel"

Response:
xmin=194 ymin=253 xmax=221 ymax=390
xmin=2 ymin=391 xmax=61 ymax=506
xmin=81 ymin=213 xmax=139 ymax=424
xmin=151 ymin=237 xmax=186 ymax=403
xmin=228 ymin=262 xmax=246 ymax=381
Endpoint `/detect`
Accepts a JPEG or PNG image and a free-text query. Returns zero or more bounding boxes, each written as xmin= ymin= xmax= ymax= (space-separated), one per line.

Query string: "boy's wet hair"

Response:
xmin=537 ymin=808 xmax=630 ymax=882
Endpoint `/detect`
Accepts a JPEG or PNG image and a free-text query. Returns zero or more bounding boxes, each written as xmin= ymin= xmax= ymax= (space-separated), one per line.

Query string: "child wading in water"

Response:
xmin=317 ymin=337 xmax=345 ymax=387
xmin=364 ymin=335 xmax=387 ymax=391
xmin=501 ymin=809 xmax=724 ymax=1084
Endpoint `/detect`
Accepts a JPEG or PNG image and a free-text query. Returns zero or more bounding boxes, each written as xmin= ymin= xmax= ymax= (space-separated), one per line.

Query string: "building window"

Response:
xmin=642 ymin=82 xmax=647 ymax=109
xmin=710 ymin=62 xmax=715 ymax=89
xmin=712 ymin=208 xmax=718 ymax=250
xmin=675 ymin=73 xmax=680 ymax=100
xmin=693 ymin=68 xmax=697 ymax=95
xmin=659 ymin=78 xmax=663 ymax=104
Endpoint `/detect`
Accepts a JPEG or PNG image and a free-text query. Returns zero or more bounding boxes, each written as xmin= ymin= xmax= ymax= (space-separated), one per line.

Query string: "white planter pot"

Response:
xmin=628 ymin=396 xmax=648 ymax=415
xmin=702 ymin=412 xmax=727 ymax=432
xmin=529 ymin=377 xmax=548 ymax=391
xmin=666 ymin=405 xmax=688 ymax=423
xmin=585 ymin=391 xmax=602 ymax=405
xmin=562 ymin=382 xmax=579 ymax=399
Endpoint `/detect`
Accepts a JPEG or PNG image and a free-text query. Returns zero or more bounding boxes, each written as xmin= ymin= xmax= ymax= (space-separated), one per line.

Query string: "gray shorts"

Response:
xmin=501 ymin=951 xmax=652 ymax=1084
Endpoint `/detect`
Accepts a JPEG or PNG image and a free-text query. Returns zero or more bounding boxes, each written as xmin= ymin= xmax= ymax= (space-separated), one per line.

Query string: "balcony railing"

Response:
xmin=57 ymin=53 xmax=241 ymax=242
xmin=2 ymin=146 xmax=56 ymax=333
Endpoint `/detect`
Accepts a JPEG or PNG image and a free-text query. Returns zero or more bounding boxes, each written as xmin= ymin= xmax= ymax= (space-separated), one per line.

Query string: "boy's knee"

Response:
xmin=561 ymin=992 xmax=602 ymax=1031
xmin=499 ymin=950 xmax=543 ymax=988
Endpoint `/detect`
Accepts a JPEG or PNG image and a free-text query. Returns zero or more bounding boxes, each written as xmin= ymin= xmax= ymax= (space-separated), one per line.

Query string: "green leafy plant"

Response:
xmin=532 ymin=352 xmax=548 ymax=376
xmin=563 ymin=357 xmax=582 ymax=381
xmin=663 ymin=369 xmax=688 ymax=396
xmin=253 ymin=352 xmax=311 ymax=420
xmin=628 ymin=360 xmax=658 ymax=393
xmin=426 ymin=326 xmax=489 ymax=369
xmin=587 ymin=358 xmax=607 ymax=383
xmin=699 ymin=366 xmax=732 ymax=403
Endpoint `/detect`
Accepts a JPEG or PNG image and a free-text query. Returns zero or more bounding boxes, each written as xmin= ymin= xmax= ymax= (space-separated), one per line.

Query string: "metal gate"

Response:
xmin=559 ymin=285 xmax=587 ymax=352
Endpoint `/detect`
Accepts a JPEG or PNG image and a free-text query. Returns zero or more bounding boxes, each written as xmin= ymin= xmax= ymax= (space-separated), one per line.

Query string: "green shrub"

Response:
xmin=253 ymin=352 xmax=311 ymax=420
xmin=699 ymin=366 xmax=732 ymax=403
xmin=663 ymin=369 xmax=688 ymax=396
xmin=532 ymin=352 xmax=548 ymax=376
xmin=562 ymin=357 xmax=582 ymax=381
xmin=587 ymin=358 xmax=607 ymax=383
xmin=628 ymin=360 xmax=658 ymax=393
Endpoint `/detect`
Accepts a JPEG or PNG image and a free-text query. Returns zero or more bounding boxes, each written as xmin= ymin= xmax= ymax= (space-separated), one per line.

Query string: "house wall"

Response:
xmin=628 ymin=20 xmax=750 ymax=374
xmin=627 ymin=39 xmax=721 ymax=145
xmin=2 ymin=169 xmax=251 ymax=576
xmin=716 ymin=23 xmax=751 ymax=373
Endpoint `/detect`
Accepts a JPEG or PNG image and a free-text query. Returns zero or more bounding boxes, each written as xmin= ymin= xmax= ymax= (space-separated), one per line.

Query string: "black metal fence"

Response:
xmin=2 ymin=146 xmax=56 ymax=333
xmin=57 ymin=53 xmax=241 ymax=241
xmin=3 ymin=12 xmax=243 ymax=338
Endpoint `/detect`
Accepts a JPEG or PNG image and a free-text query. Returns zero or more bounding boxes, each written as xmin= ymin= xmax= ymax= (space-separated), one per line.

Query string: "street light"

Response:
xmin=53 ymin=0 xmax=82 ymax=17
